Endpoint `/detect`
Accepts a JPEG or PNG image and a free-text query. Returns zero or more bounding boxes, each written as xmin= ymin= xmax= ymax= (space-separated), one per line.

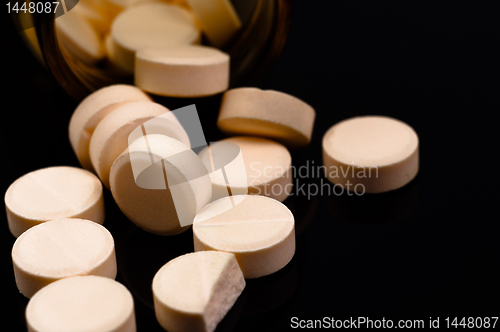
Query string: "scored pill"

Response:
xmin=5 ymin=166 xmax=104 ymax=237
xmin=12 ymin=218 xmax=116 ymax=298
xmin=193 ymin=194 xmax=295 ymax=278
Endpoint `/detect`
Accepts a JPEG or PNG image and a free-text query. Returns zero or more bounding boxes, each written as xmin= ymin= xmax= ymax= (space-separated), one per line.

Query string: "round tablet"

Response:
xmin=110 ymin=3 xmax=200 ymax=73
xmin=185 ymin=0 xmax=241 ymax=48
xmin=322 ymin=116 xmax=419 ymax=193
xmin=152 ymin=251 xmax=245 ymax=332
xmin=217 ymin=88 xmax=316 ymax=148
xmin=5 ymin=166 xmax=104 ymax=238
xmin=198 ymin=137 xmax=292 ymax=202
xmin=26 ymin=276 xmax=135 ymax=332
xmin=56 ymin=8 xmax=104 ymax=65
xmin=110 ymin=134 xmax=211 ymax=235
xmin=69 ymin=84 xmax=151 ymax=172
xmin=193 ymin=195 xmax=295 ymax=278
xmin=89 ymin=101 xmax=189 ymax=189
xmin=135 ymin=45 xmax=230 ymax=97
xmin=12 ymin=218 xmax=116 ymax=298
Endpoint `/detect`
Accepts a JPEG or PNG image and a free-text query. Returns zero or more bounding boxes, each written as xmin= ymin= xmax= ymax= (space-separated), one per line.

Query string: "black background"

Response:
xmin=1 ymin=1 xmax=499 ymax=331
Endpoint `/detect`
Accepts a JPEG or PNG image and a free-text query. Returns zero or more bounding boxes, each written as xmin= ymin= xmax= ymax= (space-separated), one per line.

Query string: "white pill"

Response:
xmin=110 ymin=3 xmax=200 ymax=73
xmin=56 ymin=8 xmax=104 ymax=65
xmin=110 ymin=134 xmax=211 ymax=235
xmin=135 ymin=45 xmax=229 ymax=97
xmin=12 ymin=218 xmax=116 ymax=299
xmin=152 ymin=251 xmax=245 ymax=332
xmin=322 ymin=116 xmax=419 ymax=193
xmin=186 ymin=0 xmax=241 ymax=48
xmin=5 ymin=166 xmax=104 ymax=238
xmin=218 ymin=88 xmax=316 ymax=148
xmin=69 ymin=84 xmax=151 ymax=172
xmin=193 ymin=195 xmax=295 ymax=278
xmin=89 ymin=101 xmax=189 ymax=189
xmin=26 ymin=276 xmax=135 ymax=332
xmin=198 ymin=136 xmax=292 ymax=202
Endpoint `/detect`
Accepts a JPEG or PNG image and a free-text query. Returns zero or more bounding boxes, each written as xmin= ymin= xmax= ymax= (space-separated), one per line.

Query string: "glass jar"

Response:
xmin=13 ymin=0 xmax=292 ymax=101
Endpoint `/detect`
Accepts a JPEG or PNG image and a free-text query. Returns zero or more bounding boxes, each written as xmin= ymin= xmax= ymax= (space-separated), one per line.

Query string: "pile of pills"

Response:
xmin=5 ymin=3 xmax=420 ymax=331
xmin=56 ymin=0 xmax=238 ymax=98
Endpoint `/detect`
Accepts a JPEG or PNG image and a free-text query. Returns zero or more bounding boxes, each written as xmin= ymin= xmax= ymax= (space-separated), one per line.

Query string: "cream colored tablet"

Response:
xmin=218 ymin=88 xmax=316 ymax=148
xmin=69 ymin=85 xmax=151 ymax=172
xmin=5 ymin=166 xmax=104 ymax=238
xmin=56 ymin=9 xmax=104 ymax=65
xmin=89 ymin=101 xmax=189 ymax=189
xmin=135 ymin=45 xmax=229 ymax=97
xmin=198 ymin=137 xmax=292 ymax=202
xmin=110 ymin=134 xmax=211 ymax=235
xmin=73 ymin=1 xmax=111 ymax=36
xmin=26 ymin=276 xmax=135 ymax=332
xmin=153 ymin=251 xmax=245 ymax=332
xmin=102 ymin=0 xmax=135 ymax=19
xmin=322 ymin=116 xmax=419 ymax=193
xmin=110 ymin=3 xmax=200 ymax=73
xmin=193 ymin=195 xmax=295 ymax=278
xmin=102 ymin=0 xmax=158 ymax=19
xmin=186 ymin=0 xmax=241 ymax=48
xmin=12 ymin=218 xmax=116 ymax=298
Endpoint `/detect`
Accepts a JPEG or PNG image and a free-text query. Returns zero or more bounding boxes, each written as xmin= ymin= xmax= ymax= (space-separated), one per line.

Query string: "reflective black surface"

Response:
xmin=1 ymin=1 xmax=499 ymax=331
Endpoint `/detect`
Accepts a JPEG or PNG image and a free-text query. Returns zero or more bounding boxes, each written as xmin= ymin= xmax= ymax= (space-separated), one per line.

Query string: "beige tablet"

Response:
xmin=69 ymin=84 xmax=151 ymax=172
xmin=12 ymin=218 xmax=116 ymax=298
xmin=185 ymin=0 xmax=241 ymax=48
xmin=56 ymin=8 xmax=104 ymax=65
xmin=153 ymin=251 xmax=245 ymax=332
xmin=198 ymin=137 xmax=292 ymax=202
xmin=217 ymin=88 xmax=316 ymax=148
xmin=26 ymin=276 xmax=135 ymax=332
xmin=109 ymin=3 xmax=200 ymax=73
xmin=322 ymin=116 xmax=419 ymax=193
xmin=135 ymin=45 xmax=230 ymax=97
xmin=110 ymin=134 xmax=211 ymax=235
xmin=193 ymin=195 xmax=295 ymax=278
xmin=73 ymin=1 xmax=111 ymax=36
xmin=89 ymin=101 xmax=189 ymax=189
xmin=5 ymin=166 xmax=104 ymax=238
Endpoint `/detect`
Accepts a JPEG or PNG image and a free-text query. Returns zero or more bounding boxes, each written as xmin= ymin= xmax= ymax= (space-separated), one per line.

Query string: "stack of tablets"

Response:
xmin=56 ymin=0 xmax=240 ymax=98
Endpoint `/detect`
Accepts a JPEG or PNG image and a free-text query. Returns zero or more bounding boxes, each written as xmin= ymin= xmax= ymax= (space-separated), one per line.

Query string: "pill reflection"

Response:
xmin=283 ymin=191 xmax=319 ymax=238
xmin=240 ymin=256 xmax=297 ymax=315
xmin=115 ymin=226 xmax=194 ymax=309
xmin=325 ymin=176 xmax=419 ymax=226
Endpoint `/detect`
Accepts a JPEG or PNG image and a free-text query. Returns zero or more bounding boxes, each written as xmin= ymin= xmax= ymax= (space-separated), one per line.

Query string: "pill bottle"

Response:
xmin=13 ymin=0 xmax=292 ymax=101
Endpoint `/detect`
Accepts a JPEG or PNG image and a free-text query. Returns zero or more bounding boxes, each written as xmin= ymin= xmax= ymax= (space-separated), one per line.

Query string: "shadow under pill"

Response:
xmin=115 ymin=226 xmax=194 ymax=309
xmin=214 ymin=290 xmax=247 ymax=332
xmin=284 ymin=193 xmax=319 ymax=238
xmin=240 ymin=256 xmax=298 ymax=315
xmin=325 ymin=175 xmax=420 ymax=226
